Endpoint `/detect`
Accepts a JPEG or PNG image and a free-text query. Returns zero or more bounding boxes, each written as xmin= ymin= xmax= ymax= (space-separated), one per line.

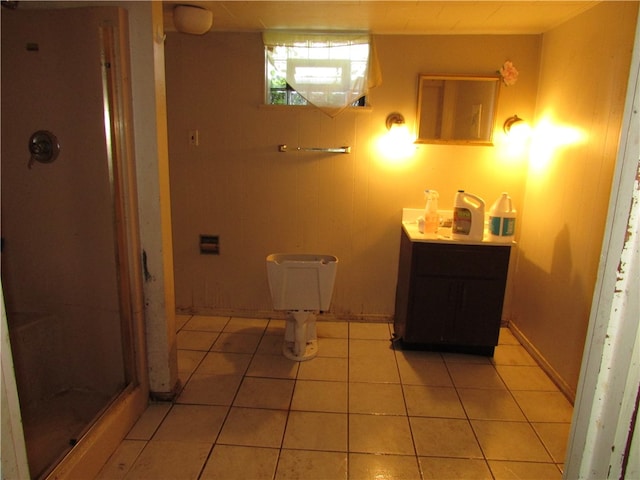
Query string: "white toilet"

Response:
xmin=266 ymin=253 xmax=338 ymax=361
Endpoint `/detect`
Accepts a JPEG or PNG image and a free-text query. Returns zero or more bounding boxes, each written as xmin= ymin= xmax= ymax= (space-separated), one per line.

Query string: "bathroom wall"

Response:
xmin=165 ymin=33 xmax=540 ymax=320
xmin=510 ymin=1 xmax=639 ymax=398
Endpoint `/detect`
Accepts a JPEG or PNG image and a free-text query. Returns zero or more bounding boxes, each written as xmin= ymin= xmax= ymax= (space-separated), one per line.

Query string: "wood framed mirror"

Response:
xmin=416 ymin=74 xmax=501 ymax=145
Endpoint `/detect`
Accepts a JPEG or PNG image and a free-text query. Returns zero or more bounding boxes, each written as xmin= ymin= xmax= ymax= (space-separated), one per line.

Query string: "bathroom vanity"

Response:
xmin=394 ymin=222 xmax=511 ymax=356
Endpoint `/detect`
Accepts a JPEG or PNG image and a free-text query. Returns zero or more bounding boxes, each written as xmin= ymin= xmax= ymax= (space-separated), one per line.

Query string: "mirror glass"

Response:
xmin=416 ymin=74 xmax=501 ymax=145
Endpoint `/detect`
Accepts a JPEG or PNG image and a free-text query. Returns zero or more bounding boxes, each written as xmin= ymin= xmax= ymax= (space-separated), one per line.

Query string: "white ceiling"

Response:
xmin=163 ymin=1 xmax=601 ymax=35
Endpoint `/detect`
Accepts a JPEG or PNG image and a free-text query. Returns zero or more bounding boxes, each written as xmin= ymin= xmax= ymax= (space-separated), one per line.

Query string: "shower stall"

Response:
xmin=1 ymin=5 xmax=147 ymax=478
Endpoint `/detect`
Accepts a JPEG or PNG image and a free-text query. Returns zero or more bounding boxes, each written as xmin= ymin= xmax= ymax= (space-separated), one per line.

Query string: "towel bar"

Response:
xmin=278 ymin=144 xmax=351 ymax=154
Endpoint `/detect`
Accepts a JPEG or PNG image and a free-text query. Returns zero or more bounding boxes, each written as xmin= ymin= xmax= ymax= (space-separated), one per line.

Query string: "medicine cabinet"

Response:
xmin=415 ymin=74 xmax=501 ymax=145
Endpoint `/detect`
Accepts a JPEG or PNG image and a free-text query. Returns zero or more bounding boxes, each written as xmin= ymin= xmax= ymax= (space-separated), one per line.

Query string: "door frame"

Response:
xmin=564 ymin=11 xmax=640 ymax=479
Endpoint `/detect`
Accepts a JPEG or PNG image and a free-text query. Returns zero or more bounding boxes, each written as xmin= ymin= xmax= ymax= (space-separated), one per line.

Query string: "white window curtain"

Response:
xmin=263 ymin=31 xmax=382 ymax=117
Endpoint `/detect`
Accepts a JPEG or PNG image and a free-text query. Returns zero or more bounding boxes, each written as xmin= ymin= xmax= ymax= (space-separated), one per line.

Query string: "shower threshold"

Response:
xmin=21 ymin=388 xmax=116 ymax=479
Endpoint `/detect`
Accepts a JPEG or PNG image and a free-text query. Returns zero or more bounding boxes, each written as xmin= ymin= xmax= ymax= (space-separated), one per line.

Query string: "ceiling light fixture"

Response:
xmin=173 ymin=5 xmax=213 ymax=35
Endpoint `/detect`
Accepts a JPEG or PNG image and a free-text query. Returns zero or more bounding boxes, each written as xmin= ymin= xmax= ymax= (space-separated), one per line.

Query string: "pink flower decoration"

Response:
xmin=499 ymin=61 xmax=519 ymax=86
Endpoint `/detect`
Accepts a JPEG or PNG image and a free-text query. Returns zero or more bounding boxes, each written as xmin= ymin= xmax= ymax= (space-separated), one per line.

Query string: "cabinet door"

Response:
xmin=406 ymin=276 xmax=456 ymax=343
xmin=450 ymin=277 xmax=505 ymax=346
xmin=406 ymin=276 xmax=504 ymax=346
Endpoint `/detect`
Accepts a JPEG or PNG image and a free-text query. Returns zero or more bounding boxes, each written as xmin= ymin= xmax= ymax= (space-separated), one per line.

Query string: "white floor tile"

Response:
xmin=99 ymin=321 xmax=572 ymax=480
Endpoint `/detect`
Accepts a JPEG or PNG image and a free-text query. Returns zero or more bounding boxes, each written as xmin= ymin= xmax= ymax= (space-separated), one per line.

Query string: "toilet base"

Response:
xmin=283 ymin=310 xmax=318 ymax=361
xmin=282 ymin=339 xmax=318 ymax=361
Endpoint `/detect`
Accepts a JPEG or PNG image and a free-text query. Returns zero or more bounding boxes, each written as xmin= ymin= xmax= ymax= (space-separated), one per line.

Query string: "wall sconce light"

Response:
xmin=378 ymin=112 xmax=415 ymax=161
xmin=503 ymin=115 xmax=523 ymax=134
xmin=386 ymin=112 xmax=406 ymax=131
xmin=503 ymin=114 xmax=531 ymax=140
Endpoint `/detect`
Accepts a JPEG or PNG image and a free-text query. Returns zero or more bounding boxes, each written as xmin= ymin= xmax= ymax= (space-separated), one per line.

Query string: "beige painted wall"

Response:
xmin=510 ymin=1 xmax=638 ymax=397
xmin=165 ymin=33 xmax=539 ymax=320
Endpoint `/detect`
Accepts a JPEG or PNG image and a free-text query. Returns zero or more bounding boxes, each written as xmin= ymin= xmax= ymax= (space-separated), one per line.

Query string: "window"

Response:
xmin=264 ymin=32 xmax=380 ymax=116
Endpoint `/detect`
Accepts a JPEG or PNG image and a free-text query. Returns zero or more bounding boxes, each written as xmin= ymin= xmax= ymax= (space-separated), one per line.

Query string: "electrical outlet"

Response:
xmin=189 ymin=130 xmax=199 ymax=146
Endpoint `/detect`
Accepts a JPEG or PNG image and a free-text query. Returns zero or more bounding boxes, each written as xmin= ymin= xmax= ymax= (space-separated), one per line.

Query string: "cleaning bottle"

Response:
xmin=488 ymin=192 xmax=516 ymax=243
xmin=452 ymin=190 xmax=485 ymax=241
xmin=423 ymin=189 xmax=439 ymax=234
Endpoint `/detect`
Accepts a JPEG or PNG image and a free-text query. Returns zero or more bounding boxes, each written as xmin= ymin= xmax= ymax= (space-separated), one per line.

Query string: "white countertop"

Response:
xmin=402 ymin=222 xmax=512 ymax=246
xmin=401 ymin=208 xmax=514 ymax=247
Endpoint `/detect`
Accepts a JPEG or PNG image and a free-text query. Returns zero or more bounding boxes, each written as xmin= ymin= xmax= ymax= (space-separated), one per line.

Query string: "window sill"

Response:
xmin=258 ymin=104 xmax=372 ymax=113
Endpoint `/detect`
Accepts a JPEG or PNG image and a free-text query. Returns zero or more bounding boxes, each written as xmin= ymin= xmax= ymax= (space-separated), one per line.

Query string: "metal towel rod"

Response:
xmin=278 ymin=144 xmax=351 ymax=154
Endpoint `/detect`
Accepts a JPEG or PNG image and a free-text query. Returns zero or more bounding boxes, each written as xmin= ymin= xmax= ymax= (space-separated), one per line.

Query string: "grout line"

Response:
xmin=390 ymin=335 xmax=427 ymax=479
xmin=275 ymin=318 xmax=298 ymax=480
xmin=180 ymin=317 xmax=231 ymax=480
xmin=441 ymin=352 xmax=494 ymax=477
xmin=345 ymin=321 xmax=352 ymax=477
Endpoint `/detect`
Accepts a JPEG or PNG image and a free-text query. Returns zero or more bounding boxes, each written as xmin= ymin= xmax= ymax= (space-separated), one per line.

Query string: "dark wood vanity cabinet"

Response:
xmin=394 ymin=229 xmax=511 ymax=355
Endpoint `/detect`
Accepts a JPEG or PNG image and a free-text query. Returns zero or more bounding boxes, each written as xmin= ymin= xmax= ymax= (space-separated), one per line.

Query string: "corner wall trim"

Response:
xmin=508 ymin=322 xmax=575 ymax=404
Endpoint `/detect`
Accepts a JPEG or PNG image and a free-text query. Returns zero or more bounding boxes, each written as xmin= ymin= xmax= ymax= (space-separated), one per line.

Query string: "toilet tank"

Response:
xmin=266 ymin=254 xmax=338 ymax=311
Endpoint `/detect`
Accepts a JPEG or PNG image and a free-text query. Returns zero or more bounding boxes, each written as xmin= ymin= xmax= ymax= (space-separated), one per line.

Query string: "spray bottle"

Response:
xmin=423 ymin=189 xmax=439 ymax=234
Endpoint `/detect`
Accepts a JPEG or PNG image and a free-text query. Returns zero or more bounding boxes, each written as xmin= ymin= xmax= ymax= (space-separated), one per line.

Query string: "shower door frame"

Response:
xmin=1 ymin=7 xmax=149 ymax=479
xmin=46 ymin=9 xmax=150 ymax=479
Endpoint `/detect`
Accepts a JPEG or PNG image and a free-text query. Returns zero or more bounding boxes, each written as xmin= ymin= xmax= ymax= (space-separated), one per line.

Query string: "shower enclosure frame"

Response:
xmin=1 ymin=7 xmax=149 ymax=479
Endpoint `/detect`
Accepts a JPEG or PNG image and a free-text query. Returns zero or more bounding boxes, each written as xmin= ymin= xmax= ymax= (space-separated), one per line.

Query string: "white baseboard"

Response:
xmin=175 ymin=307 xmax=392 ymax=324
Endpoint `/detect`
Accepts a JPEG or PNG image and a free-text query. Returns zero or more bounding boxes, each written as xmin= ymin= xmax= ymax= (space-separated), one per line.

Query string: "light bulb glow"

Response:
xmin=507 ymin=121 xmax=532 ymax=142
xmin=377 ymin=123 xmax=416 ymax=163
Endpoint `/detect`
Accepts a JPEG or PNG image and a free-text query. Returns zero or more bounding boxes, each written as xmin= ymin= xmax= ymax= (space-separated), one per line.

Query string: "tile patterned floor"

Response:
xmin=97 ymin=316 xmax=573 ymax=480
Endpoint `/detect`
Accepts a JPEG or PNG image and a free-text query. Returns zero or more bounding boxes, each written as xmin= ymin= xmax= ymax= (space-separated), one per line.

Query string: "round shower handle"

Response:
xmin=28 ymin=130 xmax=60 ymax=167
